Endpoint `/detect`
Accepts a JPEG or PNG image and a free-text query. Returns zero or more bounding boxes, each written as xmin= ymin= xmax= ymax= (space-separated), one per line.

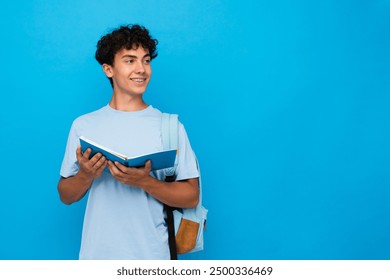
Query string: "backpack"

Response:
xmin=161 ymin=113 xmax=208 ymax=259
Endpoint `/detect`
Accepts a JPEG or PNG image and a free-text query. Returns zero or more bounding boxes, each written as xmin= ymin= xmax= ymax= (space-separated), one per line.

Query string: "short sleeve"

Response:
xmin=60 ymin=121 xmax=80 ymax=178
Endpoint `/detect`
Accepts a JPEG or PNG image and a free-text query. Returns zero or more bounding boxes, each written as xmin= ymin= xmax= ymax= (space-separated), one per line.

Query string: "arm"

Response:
xmin=58 ymin=146 xmax=107 ymax=205
xmin=107 ymin=160 xmax=199 ymax=208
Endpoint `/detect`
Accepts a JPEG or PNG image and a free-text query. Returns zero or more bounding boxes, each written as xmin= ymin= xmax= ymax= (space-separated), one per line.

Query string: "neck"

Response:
xmin=109 ymin=93 xmax=148 ymax=112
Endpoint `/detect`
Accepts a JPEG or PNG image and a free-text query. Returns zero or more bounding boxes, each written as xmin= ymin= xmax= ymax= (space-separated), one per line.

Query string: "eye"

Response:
xmin=143 ymin=59 xmax=151 ymax=65
xmin=125 ymin=59 xmax=134 ymax=64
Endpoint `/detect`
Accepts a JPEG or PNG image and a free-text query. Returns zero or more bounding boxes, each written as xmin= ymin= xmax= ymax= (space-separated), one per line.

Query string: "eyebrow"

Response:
xmin=121 ymin=54 xmax=151 ymax=59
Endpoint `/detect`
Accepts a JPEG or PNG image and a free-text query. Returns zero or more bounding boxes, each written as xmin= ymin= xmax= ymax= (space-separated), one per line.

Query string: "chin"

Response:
xmin=130 ymin=90 xmax=147 ymax=96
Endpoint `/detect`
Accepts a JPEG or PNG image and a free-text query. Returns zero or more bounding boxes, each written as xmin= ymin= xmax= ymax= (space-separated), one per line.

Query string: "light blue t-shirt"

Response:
xmin=60 ymin=105 xmax=199 ymax=260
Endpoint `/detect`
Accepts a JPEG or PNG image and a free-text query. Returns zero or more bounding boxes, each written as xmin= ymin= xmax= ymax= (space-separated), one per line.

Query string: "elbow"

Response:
xmin=57 ymin=181 xmax=75 ymax=205
xmin=59 ymin=195 xmax=74 ymax=205
xmin=58 ymin=189 xmax=74 ymax=205
xmin=58 ymin=188 xmax=80 ymax=205
xmin=186 ymin=188 xmax=200 ymax=208
xmin=187 ymin=178 xmax=199 ymax=208
xmin=173 ymin=190 xmax=199 ymax=209
xmin=188 ymin=196 xmax=199 ymax=209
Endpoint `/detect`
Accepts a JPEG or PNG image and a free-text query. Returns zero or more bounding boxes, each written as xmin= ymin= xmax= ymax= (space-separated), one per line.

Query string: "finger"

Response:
xmin=144 ymin=160 xmax=152 ymax=172
xmin=96 ymin=159 xmax=107 ymax=174
xmin=89 ymin=152 xmax=104 ymax=166
xmin=107 ymin=164 xmax=116 ymax=179
xmin=76 ymin=145 xmax=83 ymax=161
xmin=107 ymin=161 xmax=121 ymax=176
xmin=83 ymin=148 xmax=92 ymax=159
xmin=94 ymin=155 xmax=107 ymax=169
xmin=114 ymin=161 xmax=128 ymax=173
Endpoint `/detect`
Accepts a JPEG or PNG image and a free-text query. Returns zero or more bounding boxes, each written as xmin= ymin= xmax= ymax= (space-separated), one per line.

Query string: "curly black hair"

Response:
xmin=95 ymin=24 xmax=158 ymax=87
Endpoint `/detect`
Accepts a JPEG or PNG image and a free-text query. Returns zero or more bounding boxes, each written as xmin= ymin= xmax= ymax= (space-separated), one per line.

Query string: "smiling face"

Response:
xmin=102 ymin=46 xmax=152 ymax=98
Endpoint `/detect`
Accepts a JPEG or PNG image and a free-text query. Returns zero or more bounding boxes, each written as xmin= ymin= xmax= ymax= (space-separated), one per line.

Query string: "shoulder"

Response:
xmin=146 ymin=106 xmax=164 ymax=118
xmin=69 ymin=105 xmax=108 ymax=133
xmin=77 ymin=105 xmax=109 ymax=120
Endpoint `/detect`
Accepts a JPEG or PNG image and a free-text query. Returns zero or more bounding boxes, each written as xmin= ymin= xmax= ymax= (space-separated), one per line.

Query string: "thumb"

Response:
xmin=145 ymin=160 xmax=152 ymax=171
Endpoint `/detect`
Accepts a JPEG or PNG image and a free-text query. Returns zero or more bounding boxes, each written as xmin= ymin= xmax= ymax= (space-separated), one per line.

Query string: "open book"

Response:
xmin=79 ymin=136 xmax=177 ymax=171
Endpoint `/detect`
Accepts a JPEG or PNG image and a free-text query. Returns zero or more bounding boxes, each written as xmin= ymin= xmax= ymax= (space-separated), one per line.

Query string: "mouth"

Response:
xmin=130 ymin=78 xmax=147 ymax=83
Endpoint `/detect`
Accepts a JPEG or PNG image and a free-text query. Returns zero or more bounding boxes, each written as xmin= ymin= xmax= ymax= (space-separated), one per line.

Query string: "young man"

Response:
xmin=58 ymin=25 xmax=199 ymax=260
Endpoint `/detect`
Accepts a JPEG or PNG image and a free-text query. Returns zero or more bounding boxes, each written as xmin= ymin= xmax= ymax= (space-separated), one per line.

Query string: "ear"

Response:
xmin=102 ymin=64 xmax=113 ymax=78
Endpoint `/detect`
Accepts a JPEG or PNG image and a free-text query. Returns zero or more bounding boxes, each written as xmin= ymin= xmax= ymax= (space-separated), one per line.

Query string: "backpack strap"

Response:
xmin=165 ymin=175 xmax=178 ymax=260
xmin=161 ymin=113 xmax=179 ymax=179
xmin=161 ymin=113 xmax=179 ymax=260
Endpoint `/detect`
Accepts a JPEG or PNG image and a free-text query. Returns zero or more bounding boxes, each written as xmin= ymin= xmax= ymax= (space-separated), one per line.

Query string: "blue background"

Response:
xmin=0 ymin=0 xmax=389 ymax=260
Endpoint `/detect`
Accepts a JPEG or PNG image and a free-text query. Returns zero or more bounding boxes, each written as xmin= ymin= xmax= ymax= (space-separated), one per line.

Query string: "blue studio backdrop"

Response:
xmin=0 ymin=1 xmax=389 ymax=260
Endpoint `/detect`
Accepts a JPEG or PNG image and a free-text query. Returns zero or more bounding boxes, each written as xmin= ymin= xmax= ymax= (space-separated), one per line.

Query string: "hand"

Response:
xmin=76 ymin=145 xmax=107 ymax=180
xmin=107 ymin=160 xmax=152 ymax=187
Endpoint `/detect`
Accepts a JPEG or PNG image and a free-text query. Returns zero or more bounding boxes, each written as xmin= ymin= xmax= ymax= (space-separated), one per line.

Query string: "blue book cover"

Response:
xmin=79 ymin=136 xmax=177 ymax=171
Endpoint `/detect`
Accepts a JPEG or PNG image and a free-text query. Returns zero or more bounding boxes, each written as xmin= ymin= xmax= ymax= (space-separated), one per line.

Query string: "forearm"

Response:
xmin=140 ymin=177 xmax=199 ymax=208
xmin=59 ymin=147 xmax=107 ymax=205
xmin=57 ymin=172 xmax=94 ymax=205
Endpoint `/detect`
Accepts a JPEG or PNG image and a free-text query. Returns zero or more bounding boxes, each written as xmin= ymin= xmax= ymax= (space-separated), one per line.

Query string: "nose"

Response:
xmin=135 ymin=60 xmax=145 ymax=74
